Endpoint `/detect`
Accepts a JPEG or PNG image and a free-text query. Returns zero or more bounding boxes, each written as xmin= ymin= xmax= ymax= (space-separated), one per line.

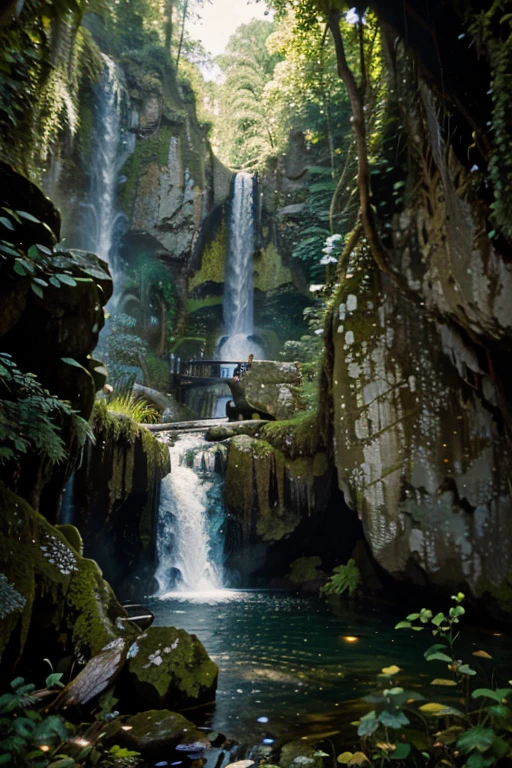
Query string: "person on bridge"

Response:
xmin=233 ymin=353 xmax=254 ymax=382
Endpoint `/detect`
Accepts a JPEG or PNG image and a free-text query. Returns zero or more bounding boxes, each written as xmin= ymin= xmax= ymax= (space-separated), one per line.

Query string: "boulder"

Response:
xmin=238 ymin=361 xmax=303 ymax=421
xmin=0 ymin=483 xmax=138 ymax=675
xmin=112 ymin=709 xmax=207 ymax=756
xmin=126 ymin=626 xmax=218 ymax=709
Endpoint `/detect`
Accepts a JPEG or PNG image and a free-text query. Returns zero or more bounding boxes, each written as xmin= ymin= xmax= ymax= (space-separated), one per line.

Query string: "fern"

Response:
xmin=107 ymin=393 xmax=159 ymax=424
xmin=321 ymin=559 xmax=361 ymax=597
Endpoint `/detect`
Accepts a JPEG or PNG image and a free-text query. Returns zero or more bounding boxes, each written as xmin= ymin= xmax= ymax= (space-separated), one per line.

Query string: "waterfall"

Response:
xmin=218 ymin=172 xmax=263 ymax=361
xmin=82 ymin=53 xmax=133 ymax=276
xmin=155 ymin=433 xmax=227 ymax=595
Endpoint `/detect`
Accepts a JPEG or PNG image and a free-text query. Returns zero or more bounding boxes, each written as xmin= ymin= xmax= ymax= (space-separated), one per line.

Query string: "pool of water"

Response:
xmin=149 ymin=590 xmax=512 ymax=744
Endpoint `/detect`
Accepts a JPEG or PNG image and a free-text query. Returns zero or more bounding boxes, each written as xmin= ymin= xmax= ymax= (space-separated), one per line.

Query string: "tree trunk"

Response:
xmin=327 ymin=10 xmax=393 ymax=277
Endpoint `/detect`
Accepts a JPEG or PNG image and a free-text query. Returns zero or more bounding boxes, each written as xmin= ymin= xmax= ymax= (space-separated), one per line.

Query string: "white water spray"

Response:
xmin=155 ymin=433 xmax=226 ymax=594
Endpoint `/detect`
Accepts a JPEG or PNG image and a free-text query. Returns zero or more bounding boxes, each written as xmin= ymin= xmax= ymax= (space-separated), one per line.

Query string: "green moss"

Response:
xmin=0 ymin=483 xmax=133 ymax=669
xmin=188 ymin=221 xmax=228 ymax=292
xmin=128 ymin=626 xmax=218 ymax=708
xmin=66 ymin=558 xmax=120 ymax=656
xmin=186 ymin=296 xmax=223 ymax=313
xmin=254 ymin=242 xmax=292 ymax=292
xmin=260 ymin=410 xmax=321 ymax=460
xmin=289 ymin=556 xmax=322 ymax=584
xmin=55 ymin=524 xmax=84 ymax=555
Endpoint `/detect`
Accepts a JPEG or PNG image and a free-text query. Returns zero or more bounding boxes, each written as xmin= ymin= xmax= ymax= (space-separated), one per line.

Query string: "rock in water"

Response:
xmin=126 ymin=626 xmax=218 ymax=709
xmin=111 ymin=709 xmax=208 ymax=756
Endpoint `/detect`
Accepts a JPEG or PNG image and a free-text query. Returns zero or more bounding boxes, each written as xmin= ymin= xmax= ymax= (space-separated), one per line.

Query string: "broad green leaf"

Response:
xmin=390 ymin=743 xmax=410 ymax=760
xmin=405 ymin=613 xmax=420 ymax=621
xmin=458 ymin=664 xmax=476 ymax=676
xmin=31 ymin=283 xmax=44 ymax=299
xmin=56 ymin=273 xmax=77 ymax=287
xmin=378 ymin=710 xmax=409 ymax=729
xmin=0 ymin=217 xmax=14 ymax=230
xmin=27 ymin=245 xmax=40 ymax=259
xmin=61 ymin=358 xmax=83 ymax=368
xmin=424 ymin=644 xmax=448 ymax=659
xmin=15 ymin=210 xmax=41 ymax=223
xmin=472 ymin=688 xmax=512 ymax=703
xmin=13 ymin=261 xmax=27 ymax=276
xmin=456 ymin=725 xmax=496 ymax=754
xmin=426 ymin=652 xmax=452 ymax=663
xmin=1 ymin=244 xmax=21 ymax=257
xmin=432 ymin=612 xmax=446 ymax=626
xmin=394 ymin=621 xmax=411 ymax=629
xmin=357 ymin=710 xmax=379 ymax=737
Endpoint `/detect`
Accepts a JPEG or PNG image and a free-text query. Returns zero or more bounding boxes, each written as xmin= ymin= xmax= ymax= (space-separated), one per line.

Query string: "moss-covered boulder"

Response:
xmin=112 ymin=709 xmax=207 ymax=756
xmin=72 ymin=403 xmax=170 ymax=600
xmin=238 ymin=362 xmax=303 ymax=421
xmin=0 ymin=483 xmax=138 ymax=675
xmin=126 ymin=626 xmax=218 ymax=710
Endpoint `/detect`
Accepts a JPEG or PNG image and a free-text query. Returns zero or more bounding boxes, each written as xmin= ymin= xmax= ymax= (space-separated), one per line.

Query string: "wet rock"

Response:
xmin=126 ymin=626 xmax=218 ymax=709
xmin=237 ymin=361 xmax=303 ymax=421
xmin=0 ymin=483 xmax=137 ymax=674
xmin=72 ymin=403 xmax=170 ymax=601
xmin=112 ymin=709 xmax=207 ymax=756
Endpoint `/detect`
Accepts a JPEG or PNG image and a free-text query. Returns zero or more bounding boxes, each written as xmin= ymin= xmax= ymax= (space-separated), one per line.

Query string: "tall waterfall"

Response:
xmin=218 ymin=172 xmax=263 ymax=360
xmin=83 ymin=53 xmax=132 ymax=275
xmin=155 ymin=433 xmax=227 ymax=595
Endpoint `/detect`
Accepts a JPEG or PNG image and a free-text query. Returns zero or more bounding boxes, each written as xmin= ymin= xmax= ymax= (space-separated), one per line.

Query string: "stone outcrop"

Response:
xmin=126 ymin=626 xmax=218 ymax=710
xmin=326 ymin=74 xmax=512 ymax=615
xmin=71 ymin=403 xmax=170 ymax=600
xmin=234 ymin=361 xmax=303 ymax=421
xmin=111 ymin=709 xmax=207 ymax=756
xmin=0 ymin=483 xmax=138 ymax=675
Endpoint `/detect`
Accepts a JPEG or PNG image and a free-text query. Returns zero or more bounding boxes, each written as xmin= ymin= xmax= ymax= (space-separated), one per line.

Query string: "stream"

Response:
xmin=149 ymin=590 xmax=512 ymax=745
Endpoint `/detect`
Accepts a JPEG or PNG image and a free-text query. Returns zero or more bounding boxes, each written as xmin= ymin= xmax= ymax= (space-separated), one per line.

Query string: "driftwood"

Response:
xmin=51 ymin=638 xmax=128 ymax=710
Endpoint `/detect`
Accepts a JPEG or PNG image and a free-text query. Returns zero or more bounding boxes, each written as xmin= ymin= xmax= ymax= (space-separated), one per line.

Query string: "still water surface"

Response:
xmin=150 ymin=590 xmax=512 ymax=743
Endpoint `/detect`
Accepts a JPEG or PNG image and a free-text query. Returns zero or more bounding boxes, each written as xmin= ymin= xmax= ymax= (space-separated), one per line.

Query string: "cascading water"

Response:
xmin=217 ymin=172 xmax=263 ymax=361
xmin=82 ymin=53 xmax=133 ymax=277
xmin=155 ymin=433 xmax=227 ymax=595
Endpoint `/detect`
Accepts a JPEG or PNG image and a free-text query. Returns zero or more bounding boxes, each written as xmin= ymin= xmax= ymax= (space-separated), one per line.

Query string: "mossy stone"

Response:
xmin=55 ymin=524 xmax=84 ymax=555
xmin=114 ymin=709 xmax=207 ymax=756
xmin=127 ymin=626 xmax=218 ymax=709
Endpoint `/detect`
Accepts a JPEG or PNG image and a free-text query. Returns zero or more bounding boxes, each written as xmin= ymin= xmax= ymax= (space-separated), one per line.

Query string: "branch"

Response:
xmin=327 ymin=10 xmax=393 ymax=277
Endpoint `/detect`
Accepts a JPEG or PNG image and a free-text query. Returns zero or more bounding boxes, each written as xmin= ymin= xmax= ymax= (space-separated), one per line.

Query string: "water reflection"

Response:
xmin=149 ymin=591 xmax=512 ymax=743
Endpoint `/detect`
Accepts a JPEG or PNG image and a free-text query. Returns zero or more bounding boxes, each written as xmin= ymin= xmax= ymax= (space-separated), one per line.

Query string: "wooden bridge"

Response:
xmin=170 ymin=358 xmax=238 ymax=398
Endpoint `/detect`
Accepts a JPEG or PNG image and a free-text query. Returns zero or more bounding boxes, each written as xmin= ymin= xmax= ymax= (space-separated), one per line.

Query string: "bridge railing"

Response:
xmin=178 ymin=360 xmax=238 ymax=379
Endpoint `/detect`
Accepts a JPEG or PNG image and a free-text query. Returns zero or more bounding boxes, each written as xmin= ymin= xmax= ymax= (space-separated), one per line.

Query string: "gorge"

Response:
xmin=1 ymin=1 xmax=512 ymax=767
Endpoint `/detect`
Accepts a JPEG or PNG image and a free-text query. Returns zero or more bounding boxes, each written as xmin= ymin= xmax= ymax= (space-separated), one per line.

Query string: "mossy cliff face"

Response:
xmin=72 ymin=403 xmax=170 ymax=600
xmin=222 ymin=424 xmax=331 ymax=581
xmin=0 ymin=483 xmax=137 ymax=676
xmin=237 ymin=361 xmax=303 ymax=421
xmin=328 ymin=245 xmax=512 ymax=610
xmin=120 ymin=55 xmax=233 ymax=267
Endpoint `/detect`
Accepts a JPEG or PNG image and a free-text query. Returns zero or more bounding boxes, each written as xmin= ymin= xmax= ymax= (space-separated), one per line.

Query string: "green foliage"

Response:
xmin=99 ymin=313 xmax=148 ymax=374
xmin=0 ymin=676 xmax=70 ymax=767
xmin=146 ymin=350 xmax=169 ymax=393
xmin=469 ymin=5 xmax=512 ymax=239
xmin=0 ymin=353 xmax=93 ymax=467
xmin=321 ymin=559 xmax=360 ymax=596
xmin=106 ymin=392 xmax=159 ymax=424
xmin=289 ymin=556 xmax=322 ymax=584
xmin=346 ymin=594 xmax=512 ymax=765
xmin=0 ymin=0 xmax=103 ymax=171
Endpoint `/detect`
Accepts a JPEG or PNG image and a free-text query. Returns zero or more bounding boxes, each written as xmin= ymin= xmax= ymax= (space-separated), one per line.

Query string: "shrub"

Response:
xmin=320 ymin=559 xmax=361 ymax=597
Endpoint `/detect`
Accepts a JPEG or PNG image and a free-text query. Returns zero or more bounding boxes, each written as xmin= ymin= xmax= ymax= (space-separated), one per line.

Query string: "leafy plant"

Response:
xmin=321 ymin=558 xmax=361 ymax=597
xmin=0 ymin=353 xmax=93 ymax=467
xmin=344 ymin=594 xmax=512 ymax=766
xmin=0 ymin=675 xmax=71 ymax=767
xmin=106 ymin=392 xmax=159 ymax=424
